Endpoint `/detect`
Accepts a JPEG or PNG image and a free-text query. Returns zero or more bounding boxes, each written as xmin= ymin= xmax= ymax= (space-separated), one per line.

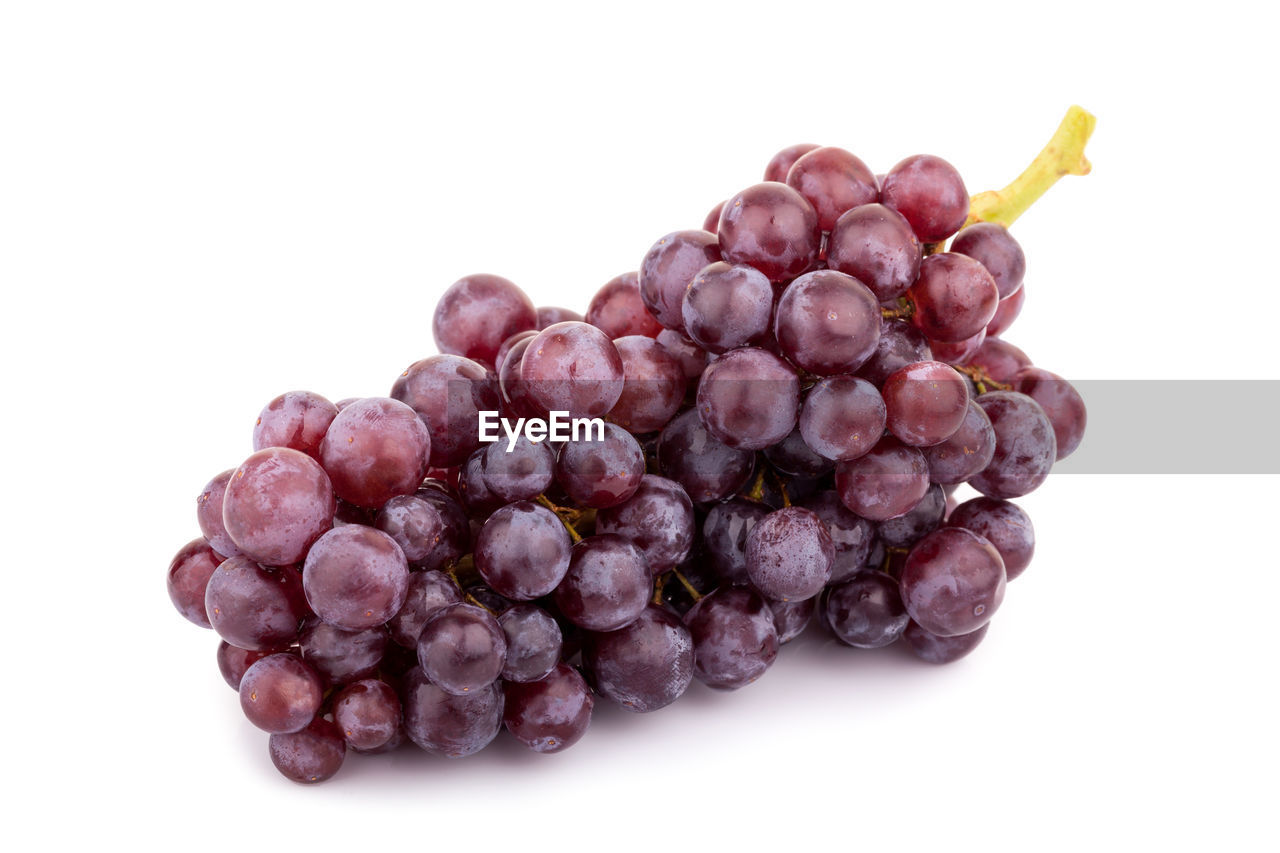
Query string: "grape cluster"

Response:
xmin=167 ymin=140 xmax=1086 ymax=785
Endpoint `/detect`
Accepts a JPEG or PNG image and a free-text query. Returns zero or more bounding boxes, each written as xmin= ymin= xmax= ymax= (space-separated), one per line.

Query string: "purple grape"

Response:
xmin=497 ymin=334 xmax=540 ymax=418
xmin=922 ymin=399 xmax=996 ymax=484
xmin=555 ymin=423 xmax=645 ymax=509
xmin=802 ymin=491 xmax=876 ymax=584
xmin=718 ymin=183 xmax=820 ymax=281
xmin=763 ymin=143 xmax=820 ymax=182
xmin=417 ymin=603 xmax=506 ymax=696
xmin=745 ymin=507 xmax=834 ymax=601
xmin=696 ymin=346 xmax=799 ymax=450
xmin=909 ymin=253 xmax=1000 ymax=343
xmin=681 ymin=261 xmax=773 ymax=354
xmin=638 ymin=230 xmax=721 ymax=329
xmin=656 ymin=409 xmax=755 ymax=503
xmin=773 ymin=270 xmax=881 ymax=376
xmin=823 ymin=571 xmax=909 ymax=648
xmin=375 ymin=493 xmax=445 ymax=566
xmin=554 ymin=534 xmax=650 ymax=632
xmin=196 ymin=469 xmax=242 ymax=558
xmin=1012 ymin=367 xmax=1087 ymax=460
xmin=458 ymin=448 xmax=505 ymax=517
xmin=223 ymin=447 xmax=335 ymax=567
xmin=799 ymin=375 xmax=886 ymax=462
xmin=536 ymin=306 xmax=583 ymax=328
xmin=495 ymin=330 xmax=538 ymax=375
xmin=239 ymin=653 xmax=323 ymax=734
xmin=498 ymin=604 xmax=563 ymax=683
xmin=951 ymin=222 xmax=1025 ymax=299
xmin=947 ymin=497 xmax=1035 ymax=581
xmin=702 ymin=201 xmax=725 ymax=232
xmin=583 ymin=606 xmax=693 ymax=712
xmin=857 ymin=320 xmax=934 ymax=388
xmin=474 ymin=501 xmax=573 ymax=600
xmin=986 ymin=285 xmax=1025 ymax=337
xmin=595 ymin=475 xmax=695 ymax=576
xmin=318 ymin=397 xmax=431 ymax=509
xmin=656 ymin=328 xmax=709 ymax=381
xmin=877 ymin=483 xmax=945 ymax=549
xmin=968 ymin=337 xmax=1032 ymax=384
xmin=401 ymin=668 xmax=503 ymax=757
xmin=929 ymin=328 xmax=986 ymax=366
xmin=608 ymin=335 xmax=686 ymax=434
xmin=483 ymin=434 xmax=555 ymax=503
xmin=768 ymin=596 xmax=815 ymax=644
xmin=167 ymin=539 xmax=221 ymax=628
xmin=763 ymin=427 xmax=834 ymax=478
xmin=216 ymin=642 xmax=275 ymax=691
xmin=586 ymin=271 xmax=663 ymax=339
xmin=252 ymin=391 xmax=338 ymax=462
xmin=432 ymin=273 xmax=537 ymax=368
xmin=503 ymin=663 xmax=594 ymax=753
xmin=900 ymin=527 xmax=1006 ymax=636
xmin=333 ymin=679 xmax=401 ymax=751
xmin=391 ymin=354 xmax=500 ymax=467
xmin=685 ymin=586 xmax=779 ymax=690
xmin=520 ymin=321 xmax=625 ymax=419
xmin=205 ymin=557 xmax=308 ymax=651
xmin=411 ymin=487 xmax=471 ymax=570
xmin=703 ymin=498 xmax=769 ymax=585
xmin=298 ymin=618 xmax=388 ymax=685
xmin=269 ymin=718 xmax=346 ymax=784
xmin=785 ymin=146 xmax=878 ymax=231
xmin=882 ymin=360 xmax=970 ymax=447
xmin=834 ymin=436 xmax=930 ymax=521
xmin=826 ymin=204 xmax=923 ymax=302
xmin=903 ymin=620 xmax=989 ymax=664
xmin=969 ymin=391 xmax=1057 ymax=498
xmin=880 ymin=154 xmax=969 ymax=243
xmin=302 ymin=525 xmax=410 ymax=631
xmin=387 ymin=570 xmax=464 ymax=648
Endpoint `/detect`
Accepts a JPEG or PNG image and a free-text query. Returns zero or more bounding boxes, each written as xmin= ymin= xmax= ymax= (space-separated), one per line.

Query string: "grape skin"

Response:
xmin=922 ymin=399 xmax=996 ymax=485
xmin=417 ymin=603 xmax=507 ymax=696
xmin=583 ymin=606 xmax=693 ymax=713
xmin=764 ymin=427 xmax=834 ymax=478
xmin=595 ymin=475 xmax=696 ymax=576
xmin=216 ymin=641 xmax=275 ymax=691
xmin=318 ymin=397 xmax=432 ymax=510
xmin=909 ymin=253 xmax=1000 ymax=343
xmin=196 ymin=470 xmax=242 ymax=558
xmin=432 ymin=273 xmax=538 ymax=368
xmin=554 ymin=535 xmax=650 ymax=632
xmin=799 ymin=375 xmax=886 ymax=462
xmin=717 ymin=182 xmax=821 ymax=282
xmin=881 ymin=360 xmax=971 ymax=447
xmin=655 ymin=328 xmax=709 ymax=382
xmin=773 ymin=270 xmax=881 ymax=376
xmin=269 ymin=718 xmax=346 ymax=784
xmin=948 ymin=497 xmax=1035 ymax=581
xmin=223 ymin=447 xmax=336 ymax=567
xmin=745 ymin=507 xmax=834 ymax=602
xmin=823 ymin=571 xmax=910 ymax=649
xmin=474 ymin=501 xmax=572 ymax=600
xmin=857 ymin=320 xmax=933 ymax=388
xmin=390 ymin=354 xmax=500 ymax=467
xmin=768 ymin=597 xmax=815 ymax=644
xmin=555 ymin=423 xmax=645 ymax=509
xmin=834 ymin=436 xmax=930 ymax=522
xmin=333 ymin=679 xmax=401 ymax=751
xmin=826 ymin=204 xmax=922 ymax=302
xmin=503 ymin=663 xmax=594 ymax=754
xmin=681 ymin=261 xmax=773 ymax=354
xmin=969 ymin=391 xmax=1057 ymax=499
xmin=696 ymin=346 xmax=800 ymax=451
xmin=401 ymin=668 xmax=504 ymax=758
xmin=484 ymin=434 xmax=555 ymax=503
xmin=763 ymin=143 xmax=820 ymax=183
xmin=302 ymin=525 xmax=410 ymax=632
xmin=638 ymin=230 xmax=721 ymax=330
xmin=968 ymin=337 xmax=1031 ymax=384
xmin=608 ymin=335 xmax=686 ymax=434
xmin=520 ymin=321 xmax=625 ymax=419
xmin=239 ymin=653 xmax=324 ymax=734
xmin=657 ymin=409 xmax=755 ymax=503
xmin=880 ymin=154 xmax=969 ymax=243
xmin=899 ymin=527 xmax=1006 ymax=637
xmin=205 ymin=557 xmax=308 ymax=651
xmin=685 ymin=586 xmax=780 ymax=691
xmin=252 ymin=391 xmax=338 ymax=461
xmin=1012 ymin=367 xmax=1087 ymax=460
xmin=703 ymin=498 xmax=769 ymax=586
xmin=785 ymin=146 xmax=879 ymax=232
xmin=166 ymin=539 xmax=222 ymax=628
xmin=537 ymin=306 xmax=583 ymax=328
xmin=586 ymin=271 xmax=663 ymax=339
xmin=986 ymin=285 xmax=1026 ymax=337
xmin=877 ymin=483 xmax=946 ymax=549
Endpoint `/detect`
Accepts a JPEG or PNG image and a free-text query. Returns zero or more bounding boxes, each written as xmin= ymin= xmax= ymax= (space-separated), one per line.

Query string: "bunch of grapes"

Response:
xmin=167 ymin=117 xmax=1090 ymax=784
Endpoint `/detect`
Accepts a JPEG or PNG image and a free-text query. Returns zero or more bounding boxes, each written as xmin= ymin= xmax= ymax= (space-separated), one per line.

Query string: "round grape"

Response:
xmin=823 ymin=571 xmax=910 ymax=648
xmin=638 ymin=230 xmax=721 ymax=329
xmin=947 ymin=497 xmax=1035 ymax=581
xmin=681 ymin=261 xmax=773 ymax=354
xmin=922 ymin=399 xmax=996 ymax=484
xmin=583 ymin=606 xmax=693 ymax=712
xmin=520 ymin=321 xmax=625 ymax=419
xmin=1012 ymin=367 xmax=1087 ymax=460
xmin=799 ymin=375 xmax=886 ymax=462
xmin=205 ymin=557 xmax=308 ymax=651
xmin=696 ymin=346 xmax=799 ymax=450
xmin=391 ymin=354 xmax=500 ymax=467
xmin=432 ymin=273 xmax=537 ymax=368
xmin=318 ymin=397 xmax=431 ymax=509
xmin=718 ymin=182 xmax=820 ymax=282
xmin=269 ymin=718 xmax=346 ymax=784
xmin=834 ymin=436 xmax=930 ymax=521
xmin=969 ymin=391 xmax=1057 ymax=499
xmin=302 ymin=525 xmax=410 ymax=631
xmin=167 ymin=539 xmax=221 ymax=628
xmin=608 ymin=335 xmax=686 ymax=434
xmin=586 ymin=271 xmax=663 ymax=339
xmin=554 ymin=534 xmax=650 ymax=632
xmin=909 ymin=253 xmax=1000 ymax=343
xmin=498 ymin=604 xmax=563 ymax=683
xmin=401 ymin=668 xmax=503 ymax=758
xmin=223 ymin=447 xmax=335 ymax=566
xmin=880 ymin=154 xmax=969 ymax=243
xmin=417 ymin=603 xmax=506 ymax=696
xmin=773 ymin=269 xmax=881 ymax=376
xmin=685 ymin=586 xmax=779 ymax=690
xmin=595 ymin=475 xmax=695 ymax=576
xmin=882 ymin=360 xmax=970 ymax=447
xmin=474 ymin=501 xmax=572 ymax=600
xmin=951 ymin=222 xmax=1025 ymax=299
xmin=239 ymin=653 xmax=323 ymax=734
xmin=555 ymin=423 xmax=645 ymax=509
xmin=826 ymin=204 xmax=922 ymax=302
xmin=899 ymin=527 xmax=1005 ymax=637
xmin=745 ymin=507 xmax=834 ymax=602
xmin=503 ymin=663 xmax=594 ymax=754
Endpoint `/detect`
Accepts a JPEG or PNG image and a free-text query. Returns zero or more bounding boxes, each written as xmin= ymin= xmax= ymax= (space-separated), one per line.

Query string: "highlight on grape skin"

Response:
xmin=168 ymin=107 xmax=1093 ymax=783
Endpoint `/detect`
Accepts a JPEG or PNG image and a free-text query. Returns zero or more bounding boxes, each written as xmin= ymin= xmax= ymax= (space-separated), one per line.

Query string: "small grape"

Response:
xmin=503 ymin=664 xmax=594 ymax=753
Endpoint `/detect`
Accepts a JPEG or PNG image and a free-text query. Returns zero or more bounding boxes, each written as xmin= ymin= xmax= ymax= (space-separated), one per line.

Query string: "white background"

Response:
xmin=3 ymin=1 xmax=1277 ymax=850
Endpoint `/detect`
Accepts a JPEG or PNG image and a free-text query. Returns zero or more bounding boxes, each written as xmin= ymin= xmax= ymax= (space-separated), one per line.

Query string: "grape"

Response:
xmin=608 ymin=335 xmax=686 ymax=434
xmin=655 ymin=328 xmax=709 ymax=381
xmin=718 ymin=182 xmax=821 ymax=282
xmin=269 ymin=718 xmax=346 ymax=784
xmin=196 ymin=470 xmax=242 ymax=558
xmin=520 ymin=321 xmax=625 ymax=419
xmin=681 ymin=262 xmax=773 ymax=354
xmin=638 ymin=230 xmax=721 ymax=329
xmin=764 ymin=143 xmax=820 ymax=182
xmin=899 ymin=527 xmax=1005 ymax=636
xmin=696 ymin=346 xmax=799 ymax=450
xmin=167 ymin=539 xmax=221 ymax=628
xmin=555 ymin=423 xmax=645 ymax=509
xmin=968 ymin=337 xmax=1031 ymax=384
xmin=657 ymin=409 xmax=756 ymax=503
xmin=909 ymin=253 xmax=1000 ymax=343
xmin=474 ymin=501 xmax=572 ymax=600
xmin=391 ymin=354 xmax=500 ymax=467
xmin=387 ymin=570 xmax=464 ymax=648
xmin=582 ymin=606 xmax=693 ymax=712
xmin=401 ymin=668 xmax=504 ymax=757
xmin=745 ymin=507 xmax=834 ymax=601
xmin=986 ymin=284 xmax=1025 ymax=337
xmin=768 ymin=597 xmax=815 ymax=644
xmin=498 ymin=604 xmax=563 ymax=683
xmin=302 ymin=525 xmax=410 ymax=631
xmin=375 ymin=493 xmax=445 ymax=566
xmin=903 ymin=621 xmax=989 ymax=664
xmin=497 ymin=334 xmax=540 ymax=418
xmin=205 ymin=557 xmax=308 ymax=651
xmin=826 ymin=204 xmax=922 ymax=302
xmin=857 ymin=319 xmax=933 ymax=388
xmin=969 ymin=391 xmax=1057 ymax=498
xmin=879 ymin=154 xmax=969 ymax=243
xmin=802 ymin=491 xmax=876 ymax=584
xmin=702 ymin=201 xmax=725 ymax=232
xmin=216 ymin=641 xmax=274 ymax=690
xmin=950 ymin=222 xmax=1025 ymax=299
xmin=685 ymin=586 xmax=779 ymax=690
xmin=1012 ymin=367 xmax=1087 ymax=460
xmin=798 ymin=375 xmax=886 ymax=462
xmin=416 ymin=603 xmax=506 ymax=696
xmin=703 ymin=498 xmax=768 ymax=585
xmin=877 ymin=483 xmax=945 ymax=548
xmin=922 ymin=399 xmax=996 ymax=484
xmin=223 ymin=447 xmax=335 ymax=566
xmin=409 ymin=488 xmax=470 ymax=570
xmin=554 ymin=534 xmax=650 ymax=631
xmin=586 ymin=271 xmax=663 ymax=339
xmin=252 ymin=391 xmax=338 ymax=460
xmin=537 ymin=306 xmax=583 ymax=328
xmin=318 ymin=397 xmax=431 ymax=509
xmin=483 ymin=434 xmax=555 ymax=503
xmin=595 ymin=475 xmax=695 ymax=576
xmin=333 ymin=679 xmax=401 ymax=751
xmin=882 ymin=360 xmax=970 ymax=447
xmin=495 ymin=330 xmax=538 ymax=374
xmin=239 ymin=653 xmax=324 ymax=734
xmin=823 ymin=571 xmax=909 ymax=648
xmin=764 ymin=427 xmax=834 ymax=477
xmin=929 ymin=328 xmax=986 ymax=366
xmin=458 ymin=448 xmax=504 ymax=516
xmin=773 ymin=270 xmax=881 ymax=375
xmin=785 ymin=146 xmax=878 ymax=231
xmin=432 ymin=273 xmax=537 ymax=368
xmin=503 ymin=663 xmax=594 ymax=753
xmin=834 ymin=436 xmax=930 ymax=521
xmin=298 ymin=618 xmax=388 ymax=685
xmin=948 ymin=497 xmax=1035 ymax=581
